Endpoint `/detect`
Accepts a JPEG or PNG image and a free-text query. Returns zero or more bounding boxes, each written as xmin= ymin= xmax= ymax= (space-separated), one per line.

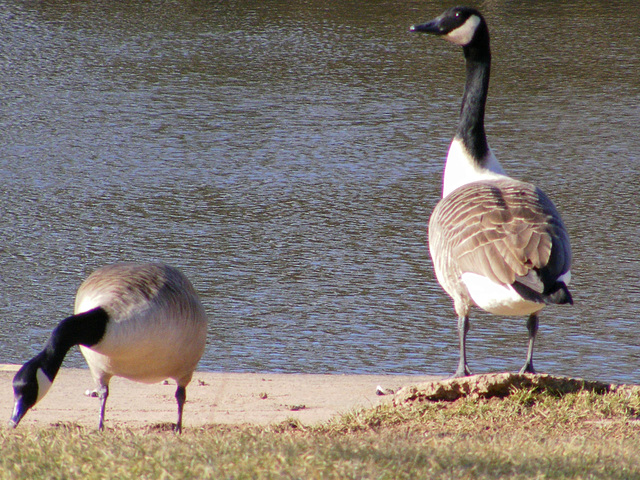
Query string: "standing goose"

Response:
xmin=10 ymin=262 xmax=208 ymax=432
xmin=410 ymin=7 xmax=572 ymax=377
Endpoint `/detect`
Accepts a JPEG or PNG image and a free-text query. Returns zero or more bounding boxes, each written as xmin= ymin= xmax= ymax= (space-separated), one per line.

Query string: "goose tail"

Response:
xmin=542 ymin=282 xmax=573 ymax=306
xmin=511 ymin=280 xmax=573 ymax=306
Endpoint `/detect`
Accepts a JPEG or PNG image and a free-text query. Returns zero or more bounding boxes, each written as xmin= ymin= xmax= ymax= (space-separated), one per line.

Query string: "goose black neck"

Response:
xmin=457 ymin=28 xmax=491 ymax=162
xmin=37 ymin=307 xmax=109 ymax=381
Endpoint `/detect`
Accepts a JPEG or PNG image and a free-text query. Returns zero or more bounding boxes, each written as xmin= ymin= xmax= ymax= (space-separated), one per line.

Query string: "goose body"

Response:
xmin=10 ymin=262 xmax=208 ymax=432
xmin=411 ymin=7 xmax=572 ymax=377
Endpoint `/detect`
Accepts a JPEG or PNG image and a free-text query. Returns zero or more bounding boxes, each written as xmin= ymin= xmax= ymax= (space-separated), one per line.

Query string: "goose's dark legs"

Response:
xmin=97 ymin=385 xmax=108 ymax=431
xmin=454 ymin=315 xmax=473 ymax=378
xmin=91 ymin=383 xmax=186 ymax=433
xmin=519 ymin=313 xmax=539 ymax=374
xmin=174 ymin=385 xmax=186 ymax=433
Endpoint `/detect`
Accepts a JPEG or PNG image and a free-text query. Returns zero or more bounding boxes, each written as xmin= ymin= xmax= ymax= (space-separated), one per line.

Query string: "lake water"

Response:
xmin=1 ymin=0 xmax=639 ymax=384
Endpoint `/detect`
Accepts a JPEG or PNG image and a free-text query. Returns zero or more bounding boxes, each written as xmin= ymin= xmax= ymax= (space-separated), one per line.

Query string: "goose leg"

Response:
xmin=453 ymin=315 xmax=472 ymax=378
xmin=519 ymin=313 xmax=539 ymax=374
xmin=174 ymin=385 xmax=186 ymax=434
xmin=97 ymin=384 xmax=108 ymax=431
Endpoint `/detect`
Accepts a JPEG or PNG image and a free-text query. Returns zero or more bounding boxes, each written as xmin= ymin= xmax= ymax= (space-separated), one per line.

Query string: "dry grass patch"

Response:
xmin=1 ymin=386 xmax=639 ymax=479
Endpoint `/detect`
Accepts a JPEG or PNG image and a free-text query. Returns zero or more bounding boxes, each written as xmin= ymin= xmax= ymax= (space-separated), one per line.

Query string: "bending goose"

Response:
xmin=410 ymin=7 xmax=572 ymax=377
xmin=10 ymin=262 xmax=208 ymax=432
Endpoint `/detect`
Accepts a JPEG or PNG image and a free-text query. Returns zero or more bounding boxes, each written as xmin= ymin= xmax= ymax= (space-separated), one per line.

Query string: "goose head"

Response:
xmin=9 ymin=357 xmax=52 ymax=428
xmin=410 ymin=6 xmax=487 ymax=48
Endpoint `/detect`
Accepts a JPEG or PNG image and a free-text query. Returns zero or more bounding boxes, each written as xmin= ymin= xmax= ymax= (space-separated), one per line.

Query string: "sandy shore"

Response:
xmin=1 ymin=365 xmax=440 ymax=430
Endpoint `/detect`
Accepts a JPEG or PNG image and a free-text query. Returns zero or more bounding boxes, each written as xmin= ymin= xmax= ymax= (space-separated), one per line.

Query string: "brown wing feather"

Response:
xmin=428 ymin=178 xmax=570 ymax=293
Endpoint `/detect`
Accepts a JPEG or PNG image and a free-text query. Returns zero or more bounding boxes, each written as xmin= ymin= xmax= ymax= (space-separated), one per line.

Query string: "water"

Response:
xmin=1 ymin=0 xmax=639 ymax=384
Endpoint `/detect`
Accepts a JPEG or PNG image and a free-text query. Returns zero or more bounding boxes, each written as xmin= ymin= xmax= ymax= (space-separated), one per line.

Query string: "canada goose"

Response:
xmin=10 ymin=262 xmax=208 ymax=432
xmin=410 ymin=7 xmax=572 ymax=377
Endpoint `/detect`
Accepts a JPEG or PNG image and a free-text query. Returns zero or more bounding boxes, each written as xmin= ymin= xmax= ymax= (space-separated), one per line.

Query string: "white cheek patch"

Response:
xmin=35 ymin=368 xmax=53 ymax=404
xmin=445 ymin=15 xmax=481 ymax=46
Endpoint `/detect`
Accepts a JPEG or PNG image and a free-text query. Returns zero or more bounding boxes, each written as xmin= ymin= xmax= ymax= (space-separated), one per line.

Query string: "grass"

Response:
xmin=2 ymin=388 xmax=640 ymax=479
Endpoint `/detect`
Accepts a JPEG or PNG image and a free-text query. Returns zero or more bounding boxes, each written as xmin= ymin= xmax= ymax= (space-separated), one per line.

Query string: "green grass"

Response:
xmin=2 ymin=388 xmax=640 ymax=479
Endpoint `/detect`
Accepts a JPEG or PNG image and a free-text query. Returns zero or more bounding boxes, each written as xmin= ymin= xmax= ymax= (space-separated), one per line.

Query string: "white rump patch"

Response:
xmin=558 ymin=271 xmax=572 ymax=286
xmin=36 ymin=368 xmax=53 ymax=404
xmin=445 ymin=15 xmax=481 ymax=46
xmin=461 ymin=272 xmax=545 ymax=316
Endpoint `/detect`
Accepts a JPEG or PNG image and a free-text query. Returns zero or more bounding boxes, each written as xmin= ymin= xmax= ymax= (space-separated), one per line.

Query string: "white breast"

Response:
xmin=442 ymin=138 xmax=506 ymax=197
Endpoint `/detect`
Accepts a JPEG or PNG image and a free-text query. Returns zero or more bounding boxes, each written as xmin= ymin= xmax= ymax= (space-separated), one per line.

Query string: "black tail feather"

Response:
xmin=511 ymin=281 xmax=573 ymax=306
xmin=543 ymin=282 xmax=573 ymax=305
